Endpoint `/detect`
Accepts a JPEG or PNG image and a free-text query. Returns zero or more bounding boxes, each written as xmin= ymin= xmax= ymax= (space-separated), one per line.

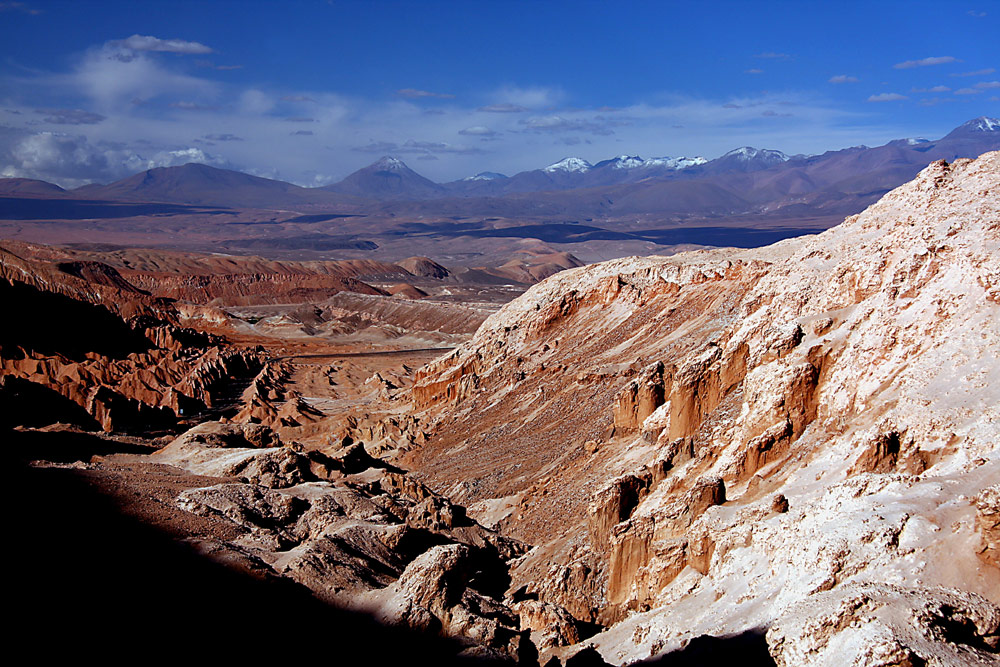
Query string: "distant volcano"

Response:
xmin=322 ymin=156 xmax=446 ymax=200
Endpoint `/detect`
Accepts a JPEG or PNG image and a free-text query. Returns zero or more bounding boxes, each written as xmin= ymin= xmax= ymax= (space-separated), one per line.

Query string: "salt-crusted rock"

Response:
xmin=511 ymin=598 xmax=581 ymax=650
xmin=766 ymin=583 xmax=1000 ymax=666
xmin=151 ymin=421 xmax=312 ymax=488
xmin=369 ymin=544 xmax=528 ymax=660
xmin=178 ymin=482 xmax=307 ymax=548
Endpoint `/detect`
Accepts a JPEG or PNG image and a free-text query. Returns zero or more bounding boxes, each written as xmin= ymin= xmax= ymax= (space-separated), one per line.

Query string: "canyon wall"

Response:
xmin=407 ymin=153 xmax=1000 ymax=663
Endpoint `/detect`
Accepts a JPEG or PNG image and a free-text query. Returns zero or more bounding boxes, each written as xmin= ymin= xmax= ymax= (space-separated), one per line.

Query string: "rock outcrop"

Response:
xmin=150 ymin=421 xmax=532 ymax=659
xmin=767 ymin=583 xmax=1000 ymax=666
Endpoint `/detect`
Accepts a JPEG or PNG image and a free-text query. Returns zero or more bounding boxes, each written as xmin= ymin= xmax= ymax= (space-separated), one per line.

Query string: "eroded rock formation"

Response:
xmin=406 ymin=152 xmax=1000 ymax=663
xmin=0 ymin=246 xmax=264 ymax=432
xmin=148 ymin=420 xmax=536 ymax=660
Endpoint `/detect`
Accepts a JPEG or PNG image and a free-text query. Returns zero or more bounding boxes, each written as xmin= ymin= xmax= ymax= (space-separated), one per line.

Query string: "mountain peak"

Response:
xmin=543 ymin=157 xmax=592 ymax=173
xmin=592 ymin=155 xmax=708 ymax=171
xmin=325 ymin=155 xmax=443 ymax=199
xmin=644 ymin=156 xmax=708 ymax=170
xmin=611 ymin=155 xmax=645 ymax=169
xmin=942 ymin=116 xmax=1000 ymax=141
xmin=965 ymin=116 xmax=1000 ymax=133
xmin=721 ymin=146 xmax=789 ymax=162
xmin=463 ymin=171 xmax=507 ymax=181
xmin=371 ymin=156 xmax=409 ymax=171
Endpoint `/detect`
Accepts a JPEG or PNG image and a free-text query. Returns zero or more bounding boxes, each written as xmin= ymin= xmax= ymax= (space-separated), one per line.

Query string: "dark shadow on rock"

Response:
xmin=0 ymin=279 xmax=151 ymax=360
xmin=6 ymin=426 xmax=157 ymax=462
xmin=7 ymin=443 xmax=519 ymax=664
xmin=636 ymin=629 xmax=775 ymax=666
xmin=0 ymin=376 xmax=100 ymax=431
xmin=565 ymin=647 xmax=612 ymax=666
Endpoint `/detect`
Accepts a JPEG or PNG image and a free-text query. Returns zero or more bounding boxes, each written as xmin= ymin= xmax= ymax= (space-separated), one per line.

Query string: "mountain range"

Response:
xmin=1 ymin=117 xmax=998 ymax=253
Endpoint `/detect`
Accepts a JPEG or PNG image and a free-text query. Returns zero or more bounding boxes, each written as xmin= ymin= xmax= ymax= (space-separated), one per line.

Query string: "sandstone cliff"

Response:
xmin=406 ymin=152 xmax=1000 ymax=663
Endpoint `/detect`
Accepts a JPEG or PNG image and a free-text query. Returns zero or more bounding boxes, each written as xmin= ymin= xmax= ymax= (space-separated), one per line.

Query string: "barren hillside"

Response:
xmin=407 ymin=152 xmax=1000 ymax=664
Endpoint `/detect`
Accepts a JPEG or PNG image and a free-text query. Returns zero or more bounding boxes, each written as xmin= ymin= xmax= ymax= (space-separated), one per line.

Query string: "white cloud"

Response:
xmin=113 ymin=35 xmax=213 ymax=55
xmin=148 ymin=147 xmax=222 ymax=167
xmin=519 ymin=115 xmax=620 ymax=135
xmin=458 ymin=126 xmax=497 ymax=136
xmin=0 ymin=130 xmax=233 ymax=186
xmin=170 ymin=101 xmax=219 ymax=111
xmin=745 ymin=68 xmax=763 ymax=74
xmin=911 ymin=85 xmax=950 ymax=93
xmin=397 ymin=88 xmax=455 ymax=99
xmin=829 ymin=75 xmax=859 ymax=84
xmin=893 ymin=56 xmax=961 ymax=69
xmin=954 ymin=88 xmax=980 ymax=95
xmin=951 ymin=68 xmax=995 ymax=77
xmin=34 ymin=108 xmax=106 ymax=124
xmin=976 ymin=81 xmax=1000 ymax=89
xmin=867 ymin=93 xmax=907 ymax=102
xmin=477 ymin=103 xmax=528 ymax=113
xmin=487 ymin=85 xmax=561 ymax=109
xmin=71 ymin=43 xmax=219 ymax=110
xmin=351 ymin=139 xmax=485 ymax=156
xmin=0 ymin=36 xmax=942 ymax=186
xmin=240 ymin=89 xmax=274 ymax=114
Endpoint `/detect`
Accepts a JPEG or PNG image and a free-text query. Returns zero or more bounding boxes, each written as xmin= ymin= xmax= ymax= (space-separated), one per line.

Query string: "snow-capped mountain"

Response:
xmin=371 ymin=156 xmax=408 ymax=171
xmin=887 ymin=138 xmax=932 ymax=150
xmin=945 ymin=116 xmax=1000 ymax=137
xmin=322 ymin=156 xmax=445 ymax=200
xmin=592 ymin=155 xmax=708 ymax=171
xmin=968 ymin=116 xmax=1000 ymax=133
xmin=603 ymin=155 xmax=646 ymax=170
xmin=319 ymin=117 xmax=1000 ymax=204
xmin=543 ymin=157 xmax=592 ymax=173
xmin=6 ymin=117 xmax=998 ymax=228
xmin=721 ymin=147 xmax=789 ymax=164
xmin=643 ymin=156 xmax=708 ymax=170
xmin=697 ymin=146 xmax=791 ymax=174
xmin=463 ymin=171 xmax=508 ymax=181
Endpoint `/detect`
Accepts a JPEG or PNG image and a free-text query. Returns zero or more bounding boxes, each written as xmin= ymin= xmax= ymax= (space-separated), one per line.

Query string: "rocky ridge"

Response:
xmin=0 ymin=246 xmax=265 ymax=432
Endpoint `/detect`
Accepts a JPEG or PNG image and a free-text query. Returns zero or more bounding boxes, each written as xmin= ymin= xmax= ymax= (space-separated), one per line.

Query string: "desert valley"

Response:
xmin=2 ymin=3 xmax=999 ymax=664
xmin=4 ymin=119 xmax=999 ymax=665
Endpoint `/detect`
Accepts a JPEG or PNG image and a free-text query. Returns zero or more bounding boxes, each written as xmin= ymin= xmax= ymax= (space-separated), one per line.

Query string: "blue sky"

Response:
xmin=0 ymin=0 xmax=997 ymax=187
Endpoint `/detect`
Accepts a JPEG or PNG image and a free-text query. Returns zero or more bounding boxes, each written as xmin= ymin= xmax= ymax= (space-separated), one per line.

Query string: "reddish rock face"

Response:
xmin=1 ymin=245 xmax=265 ymax=432
xmin=977 ymin=486 xmax=1000 ymax=568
